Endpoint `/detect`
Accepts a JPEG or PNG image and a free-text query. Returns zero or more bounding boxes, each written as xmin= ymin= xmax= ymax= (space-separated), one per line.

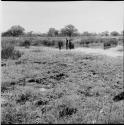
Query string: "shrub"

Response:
xmin=19 ymin=40 xmax=31 ymax=48
xmin=79 ymin=38 xmax=97 ymax=47
xmin=110 ymin=31 xmax=120 ymax=36
xmin=1 ymin=44 xmax=22 ymax=59
xmin=42 ymin=39 xmax=56 ymax=46
xmin=1 ymin=81 xmax=16 ymax=92
xmin=1 ymin=45 xmax=14 ymax=59
xmin=59 ymin=106 xmax=77 ymax=118
xmin=109 ymin=38 xmax=118 ymax=46
xmin=11 ymin=87 xmax=43 ymax=104
xmin=103 ymin=38 xmax=118 ymax=49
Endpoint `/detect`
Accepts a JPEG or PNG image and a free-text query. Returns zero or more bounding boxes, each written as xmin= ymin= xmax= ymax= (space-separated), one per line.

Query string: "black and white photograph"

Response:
xmin=1 ymin=1 xmax=124 ymax=124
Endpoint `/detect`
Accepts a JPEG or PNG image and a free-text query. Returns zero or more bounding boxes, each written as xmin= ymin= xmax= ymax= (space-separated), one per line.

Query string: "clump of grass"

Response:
xmin=1 ymin=44 xmax=23 ymax=59
xmin=12 ymin=87 xmax=39 ymax=104
xmin=1 ymin=81 xmax=16 ymax=92
xmin=2 ymin=105 xmax=18 ymax=124
xmin=59 ymin=106 xmax=77 ymax=118
xmin=1 ymin=102 xmax=38 ymax=124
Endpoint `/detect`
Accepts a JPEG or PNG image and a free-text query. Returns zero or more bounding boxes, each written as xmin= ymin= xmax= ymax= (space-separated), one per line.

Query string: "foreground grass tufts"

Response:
xmin=1 ymin=44 xmax=23 ymax=59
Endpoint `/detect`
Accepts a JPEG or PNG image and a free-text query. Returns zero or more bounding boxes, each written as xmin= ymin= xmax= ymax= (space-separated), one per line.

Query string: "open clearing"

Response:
xmin=1 ymin=45 xmax=124 ymax=124
xmin=74 ymin=45 xmax=123 ymax=57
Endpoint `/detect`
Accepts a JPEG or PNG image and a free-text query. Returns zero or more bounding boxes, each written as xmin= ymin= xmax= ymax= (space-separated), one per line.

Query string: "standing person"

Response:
xmin=66 ymin=38 xmax=69 ymax=50
xmin=58 ymin=41 xmax=61 ymax=50
xmin=69 ymin=39 xmax=72 ymax=50
xmin=71 ymin=43 xmax=74 ymax=49
xmin=58 ymin=41 xmax=63 ymax=50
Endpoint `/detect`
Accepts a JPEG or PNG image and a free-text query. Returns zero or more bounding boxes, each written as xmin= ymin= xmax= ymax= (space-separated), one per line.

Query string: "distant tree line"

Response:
xmin=1 ymin=25 xmax=123 ymax=37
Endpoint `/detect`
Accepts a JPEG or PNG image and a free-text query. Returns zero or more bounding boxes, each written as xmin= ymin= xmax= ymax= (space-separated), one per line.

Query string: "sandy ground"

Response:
xmin=74 ymin=45 xmax=123 ymax=58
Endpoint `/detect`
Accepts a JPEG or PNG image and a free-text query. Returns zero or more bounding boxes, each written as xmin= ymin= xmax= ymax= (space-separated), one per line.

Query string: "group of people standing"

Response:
xmin=58 ymin=38 xmax=74 ymax=50
xmin=66 ymin=38 xmax=74 ymax=50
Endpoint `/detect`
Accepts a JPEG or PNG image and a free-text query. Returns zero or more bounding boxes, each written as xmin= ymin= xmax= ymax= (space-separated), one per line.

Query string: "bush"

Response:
xmin=1 ymin=44 xmax=23 ymax=59
xmin=79 ymin=38 xmax=98 ymax=47
xmin=109 ymin=38 xmax=118 ymax=46
xmin=103 ymin=38 xmax=118 ymax=49
xmin=111 ymin=31 xmax=120 ymax=36
xmin=42 ymin=39 xmax=56 ymax=46
xmin=19 ymin=40 xmax=31 ymax=48
xmin=1 ymin=81 xmax=17 ymax=92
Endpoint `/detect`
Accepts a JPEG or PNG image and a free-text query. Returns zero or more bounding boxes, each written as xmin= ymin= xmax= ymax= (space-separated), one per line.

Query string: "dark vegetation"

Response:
xmin=20 ymin=40 xmax=31 ymax=48
xmin=1 ymin=44 xmax=23 ymax=60
xmin=113 ymin=92 xmax=124 ymax=102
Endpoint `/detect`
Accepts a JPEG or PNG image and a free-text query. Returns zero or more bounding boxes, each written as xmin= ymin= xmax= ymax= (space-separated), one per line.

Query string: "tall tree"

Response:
xmin=60 ymin=24 xmax=78 ymax=37
xmin=2 ymin=25 xmax=25 ymax=36
xmin=47 ymin=28 xmax=59 ymax=37
xmin=110 ymin=31 xmax=120 ymax=36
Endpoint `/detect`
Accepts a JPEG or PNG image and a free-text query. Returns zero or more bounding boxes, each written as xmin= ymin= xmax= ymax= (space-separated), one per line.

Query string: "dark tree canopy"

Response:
xmin=110 ymin=31 xmax=120 ymax=36
xmin=60 ymin=24 xmax=78 ymax=37
xmin=47 ymin=28 xmax=59 ymax=37
xmin=2 ymin=25 xmax=25 ymax=36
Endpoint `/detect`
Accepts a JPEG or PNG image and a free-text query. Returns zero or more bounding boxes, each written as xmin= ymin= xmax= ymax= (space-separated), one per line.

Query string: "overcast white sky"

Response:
xmin=1 ymin=1 xmax=124 ymax=33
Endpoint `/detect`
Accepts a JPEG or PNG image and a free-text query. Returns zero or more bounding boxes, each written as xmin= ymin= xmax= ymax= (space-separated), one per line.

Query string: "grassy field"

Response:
xmin=1 ymin=44 xmax=124 ymax=124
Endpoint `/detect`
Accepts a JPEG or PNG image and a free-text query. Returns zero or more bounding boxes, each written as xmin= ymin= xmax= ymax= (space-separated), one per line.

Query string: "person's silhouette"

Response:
xmin=58 ymin=41 xmax=63 ymax=50
xmin=69 ymin=39 xmax=72 ymax=50
xmin=66 ymin=38 xmax=69 ymax=50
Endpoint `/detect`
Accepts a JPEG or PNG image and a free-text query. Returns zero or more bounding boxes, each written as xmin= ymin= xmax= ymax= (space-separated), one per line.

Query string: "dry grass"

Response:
xmin=1 ymin=43 xmax=23 ymax=60
xmin=1 ymin=45 xmax=124 ymax=124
